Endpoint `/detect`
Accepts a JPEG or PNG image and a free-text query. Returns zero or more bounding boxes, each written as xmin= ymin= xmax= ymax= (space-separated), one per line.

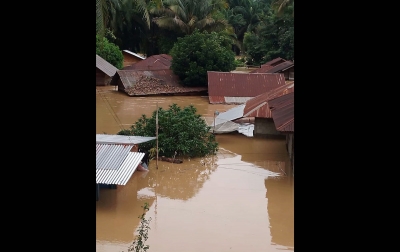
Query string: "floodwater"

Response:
xmin=96 ymin=86 xmax=294 ymax=252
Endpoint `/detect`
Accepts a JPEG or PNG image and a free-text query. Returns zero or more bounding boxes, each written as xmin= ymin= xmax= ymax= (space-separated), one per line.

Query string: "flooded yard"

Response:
xmin=96 ymin=86 xmax=294 ymax=252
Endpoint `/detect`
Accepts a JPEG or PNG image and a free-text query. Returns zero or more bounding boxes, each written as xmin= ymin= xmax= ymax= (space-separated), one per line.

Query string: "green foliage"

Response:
xmin=117 ymin=104 xmax=218 ymax=158
xmin=243 ymin=8 xmax=293 ymax=64
xmin=96 ymin=35 xmax=123 ymax=69
xmin=234 ymin=58 xmax=246 ymax=67
xmin=169 ymin=30 xmax=236 ymax=87
xmin=128 ymin=202 xmax=152 ymax=252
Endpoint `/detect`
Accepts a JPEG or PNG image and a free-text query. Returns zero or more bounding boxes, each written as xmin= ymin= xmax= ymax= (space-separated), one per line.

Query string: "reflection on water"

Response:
xmin=96 ymin=86 xmax=294 ymax=252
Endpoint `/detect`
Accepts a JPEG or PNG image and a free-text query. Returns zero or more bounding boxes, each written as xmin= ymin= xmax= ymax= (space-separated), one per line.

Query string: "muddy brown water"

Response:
xmin=96 ymin=86 xmax=294 ymax=252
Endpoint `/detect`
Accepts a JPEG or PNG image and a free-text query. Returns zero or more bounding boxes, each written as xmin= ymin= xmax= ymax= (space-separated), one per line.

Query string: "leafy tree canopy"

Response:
xmin=117 ymin=104 xmax=218 ymax=158
xmin=96 ymin=35 xmax=124 ymax=69
xmin=169 ymin=30 xmax=236 ymax=87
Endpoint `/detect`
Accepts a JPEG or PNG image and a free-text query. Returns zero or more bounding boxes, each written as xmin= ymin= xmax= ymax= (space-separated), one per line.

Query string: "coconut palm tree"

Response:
xmin=150 ymin=0 xmax=231 ymax=35
xmin=272 ymin=0 xmax=294 ymax=16
xmin=96 ymin=0 xmax=151 ymax=36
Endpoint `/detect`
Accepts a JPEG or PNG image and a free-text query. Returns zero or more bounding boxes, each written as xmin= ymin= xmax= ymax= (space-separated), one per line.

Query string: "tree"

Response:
xmin=118 ymin=104 xmax=218 ymax=158
xmin=243 ymin=7 xmax=293 ymax=64
xmin=151 ymin=0 xmax=231 ymax=35
xmin=169 ymin=30 xmax=236 ymax=87
xmin=272 ymin=0 xmax=294 ymax=16
xmin=226 ymin=0 xmax=271 ymax=55
xmin=96 ymin=35 xmax=124 ymax=69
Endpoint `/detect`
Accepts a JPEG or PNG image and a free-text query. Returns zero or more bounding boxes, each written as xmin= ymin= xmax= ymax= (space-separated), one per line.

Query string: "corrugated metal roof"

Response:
xmin=215 ymin=82 xmax=294 ymax=121
xmin=96 ymin=144 xmax=133 ymax=170
xmin=96 ymin=146 xmax=145 ymax=185
xmin=207 ymin=72 xmax=286 ymax=104
xmin=122 ymin=54 xmax=172 ymax=70
xmin=96 ymin=54 xmax=118 ymax=77
xmin=263 ymin=57 xmax=286 ymax=66
xmin=96 ymin=134 xmax=156 ymax=145
xmin=243 ymin=82 xmax=294 ymax=118
xmin=122 ymin=50 xmax=146 ymax=60
xmin=268 ymin=92 xmax=294 ymax=132
xmin=202 ymin=116 xmax=239 ymax=133
xmin=110 ymin=70 xmax=207 ymax=95
xmin=265 ymin=61 xmax=294 ymax=73
xmin=249 ymin=65 xmax=274 ymax=73
xmin=112 ymin=69 xmax=181 ymax=88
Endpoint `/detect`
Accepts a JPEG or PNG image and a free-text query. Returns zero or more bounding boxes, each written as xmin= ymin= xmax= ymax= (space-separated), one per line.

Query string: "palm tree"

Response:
xmin=272 ymin=0 xmax=294 ymax=16
xmin=96 ymin=0 xmax=151 ymax=37
xmin=150 ymin=0 xmax=231 ymax=35
xmin=227 ymin=0 xmax=269 ymax=54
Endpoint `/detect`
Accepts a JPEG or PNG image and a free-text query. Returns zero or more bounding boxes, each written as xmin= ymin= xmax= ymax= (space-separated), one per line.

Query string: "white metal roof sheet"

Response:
xmin=224 ymin=97 xmax=253 ymax=104
xmin=216 ymin=104 xmax=245 ymax=122
xmin=96 ymin=134 xmax=156 ymax=145
xmin=123 ymin=50 xmax=146 ymax=60
xmin=96 ymin=148 xmax=145 ymax=185
xmin=96 ymin=144 xmax=133 ymax=170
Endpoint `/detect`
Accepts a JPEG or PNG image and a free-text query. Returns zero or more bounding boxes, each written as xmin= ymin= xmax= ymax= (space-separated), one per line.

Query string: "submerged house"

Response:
xmin=122 ymin=50 xmax=146 ymax=67
xmin=96 ymin=54 xmax=118 ymax=86
xmin=214 ymin=81 xmax=294 ymax=136
xmin=268 ymin=92 xmax=294 ymax=171
xmin=96 ymin=134 xmax=156 ymax=201
xmin=110 ymin=54 xmax=208 ymax=96
xmin=207 ymin=71 xmax=286 ymax=104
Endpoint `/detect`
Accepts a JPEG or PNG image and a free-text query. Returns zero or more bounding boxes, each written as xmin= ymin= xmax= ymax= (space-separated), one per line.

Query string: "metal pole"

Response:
xmin=213 ymin=112 xmax=215 ymax=134
xmin=156 ymin=103 xmax=159 ymax=169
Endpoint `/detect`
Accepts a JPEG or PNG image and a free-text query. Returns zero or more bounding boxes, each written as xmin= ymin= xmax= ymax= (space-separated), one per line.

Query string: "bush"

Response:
xmin=117 ymin=104 xmax=218 ymax=158
xmin=96 ymin=35 xmax=123 ymax=69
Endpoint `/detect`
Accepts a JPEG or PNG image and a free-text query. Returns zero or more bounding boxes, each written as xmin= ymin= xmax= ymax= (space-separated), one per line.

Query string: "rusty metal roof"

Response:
xmin=96 ymin=54 xmax=118 ymax=77
xmin=122 ymin=54 xmax=172 ymax=70
xmin=215 ymin=82 xmax=294 ymax=121
xmin=249 ymin=65 xmax=274 ymax=73
xmin=110 ymin=69 xmax=208 ymax=95
xmin=265 ymin=61 xmax=294 ymax=73
xmin=268 ymin=92 xmax=294 ymax=132
xmin=243 ymin=82 xmax=294 ymax=118
xmin=112 ymin=69 xmax=181 ymax=88
xmin=122 ymin=50 xmax=146 ymax=60
xmin=207 ymin=71 xmax=286 ymax=104
xmin=263 ymin=57 xmax=286 ymax=66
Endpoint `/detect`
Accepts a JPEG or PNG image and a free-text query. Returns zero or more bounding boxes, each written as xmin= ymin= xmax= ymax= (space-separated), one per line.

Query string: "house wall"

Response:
xmin=285 ymin=133 xmax=294 ymax=174
xmin=282 ymin=67 xmax=294 ymax=80
xmin=96 ymin=68 xmax=112 ymax=86
xmin=123 ymin=54 xmax=142 ymax=67
xmin=117 ymin=79 xmax=125 ymax=92
xmin=254 ymin=117 xmax=283 ymax=136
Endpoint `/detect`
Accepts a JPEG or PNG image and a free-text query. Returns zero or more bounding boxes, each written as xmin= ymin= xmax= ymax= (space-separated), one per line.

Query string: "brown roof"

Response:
xmin=265 ymin=61 xmax=294 ymax=73
xmin=96 ymin=54 xmax=118 ymax=77
xmin=122 ymin=54 xmax=172 ymax=70
xmin=207 ymin=72 xmax=286 ymax=104
xmin=263 ymin=57 xmax=286 ymax=66
xmin=111 ymin=69 xmax=181 ymax=87
xmin=243 ymin=82 xmax=294 ymax=118
xmin=268 ymin=92 xmax=294 ymax=132
xmin=249 ymin=64 xmax=274 ymax=73
xmin=110 ymin=69 xmax=207 ymax=96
